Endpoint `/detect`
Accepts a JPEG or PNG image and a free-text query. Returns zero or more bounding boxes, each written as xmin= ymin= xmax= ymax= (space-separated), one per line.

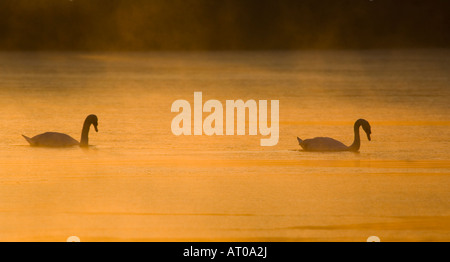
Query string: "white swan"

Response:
xmin=22 ymin=114 xmax=98 ymax=147
xmin=297 ymin=119 xmax=371 ymax=152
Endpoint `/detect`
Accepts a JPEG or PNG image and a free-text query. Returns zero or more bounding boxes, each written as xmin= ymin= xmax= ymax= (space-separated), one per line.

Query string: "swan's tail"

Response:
xmin=297 ymin=137 xmax=303 ymax=145
xmin=22 ymin=135 xmax=35 ymax=146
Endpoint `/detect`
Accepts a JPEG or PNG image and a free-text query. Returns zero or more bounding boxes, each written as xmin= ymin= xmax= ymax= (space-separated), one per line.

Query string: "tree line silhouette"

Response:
xmin=0 ymin=0 xmax=448 ymax=50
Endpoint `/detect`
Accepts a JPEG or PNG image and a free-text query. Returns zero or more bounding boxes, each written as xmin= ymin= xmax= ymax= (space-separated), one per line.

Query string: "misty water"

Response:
xmin=0 ymin=50 xmax=449 ymax=241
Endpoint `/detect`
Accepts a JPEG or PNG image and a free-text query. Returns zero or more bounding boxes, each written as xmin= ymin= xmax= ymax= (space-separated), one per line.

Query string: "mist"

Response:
xmin=0 ymin=0 xmax=449 ymax=50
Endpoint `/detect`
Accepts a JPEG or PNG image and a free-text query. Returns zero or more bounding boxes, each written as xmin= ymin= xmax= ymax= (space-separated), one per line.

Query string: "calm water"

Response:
xmin=0 ymin=50 xmax=449 ymax=241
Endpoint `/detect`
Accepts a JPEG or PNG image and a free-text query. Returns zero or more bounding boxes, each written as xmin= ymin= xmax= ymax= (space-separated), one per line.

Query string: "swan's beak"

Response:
xmin=367 ymin=133 xmax=371 ymax=141
xmin=94 ymin=125 xmax=98 ymax=132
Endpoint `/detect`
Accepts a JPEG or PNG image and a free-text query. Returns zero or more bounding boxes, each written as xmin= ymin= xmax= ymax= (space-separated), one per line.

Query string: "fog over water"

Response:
xmin=0 ymin=50 xmax=449 ymax=241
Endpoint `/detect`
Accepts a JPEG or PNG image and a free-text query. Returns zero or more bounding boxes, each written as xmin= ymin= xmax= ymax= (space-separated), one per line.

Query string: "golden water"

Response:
xmin=0 ymin=50 xmax=449 ymax=241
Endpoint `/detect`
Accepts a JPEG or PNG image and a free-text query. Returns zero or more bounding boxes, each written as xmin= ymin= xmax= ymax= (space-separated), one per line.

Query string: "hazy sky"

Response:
xmin=0 ymin=0 xmax=449 ymax=50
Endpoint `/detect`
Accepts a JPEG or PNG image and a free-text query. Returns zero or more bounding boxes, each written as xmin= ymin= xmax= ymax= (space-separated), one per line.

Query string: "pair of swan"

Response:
xmin=23 ymin=114 xmax=98 ymax=147
xmin=22 ymin=115 xmax=371 ymax=152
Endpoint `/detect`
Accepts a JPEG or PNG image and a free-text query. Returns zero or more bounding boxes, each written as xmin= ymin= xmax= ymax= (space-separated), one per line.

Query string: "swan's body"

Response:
xmin=22 ymin=132 xmax=79 ymax=147
xmin=23 ymin=114 xmax=98 ymax=148
xmin=297 ymin=119 xmax=371 ymax=152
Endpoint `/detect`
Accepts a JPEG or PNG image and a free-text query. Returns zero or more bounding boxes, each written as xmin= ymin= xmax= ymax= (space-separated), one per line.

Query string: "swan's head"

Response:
xmin=86 ymin=114 xmax=98 ymax=132
xmin=359 ymin=119 xmax=371 ymax=141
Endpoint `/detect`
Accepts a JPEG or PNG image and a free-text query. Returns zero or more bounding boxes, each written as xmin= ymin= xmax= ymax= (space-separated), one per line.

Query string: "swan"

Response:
xmin=297 ymin=119 xmax=371 ymax=152
xmin=22 ymin=114 xmax=98 ymax=147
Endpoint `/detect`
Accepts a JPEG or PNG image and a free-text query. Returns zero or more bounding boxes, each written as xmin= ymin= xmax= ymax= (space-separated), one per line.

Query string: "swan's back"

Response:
xmin=23 ymin=132 xmax=79 ymax=147
xmin=300 ymin=137 xmax=348 ymax=152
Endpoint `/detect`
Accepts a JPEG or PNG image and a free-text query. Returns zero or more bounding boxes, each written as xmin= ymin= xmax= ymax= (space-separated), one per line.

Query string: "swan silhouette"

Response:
xmin=22 ymin=114 xmax=98 ymax=147
xmin=297 ymin=119 xmax=371 ymax=152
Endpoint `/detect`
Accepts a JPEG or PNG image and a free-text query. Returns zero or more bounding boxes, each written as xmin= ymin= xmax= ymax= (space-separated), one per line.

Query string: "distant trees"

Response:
xmin=0 ymin=0 xmax=448 ymax=50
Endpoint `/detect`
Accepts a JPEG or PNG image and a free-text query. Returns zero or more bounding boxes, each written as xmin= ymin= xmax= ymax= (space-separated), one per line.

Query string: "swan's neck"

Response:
xmin=348 ymin=123 xmax=361 ymax=152
xmin=80 ymin=120 xmax=91 ymax=147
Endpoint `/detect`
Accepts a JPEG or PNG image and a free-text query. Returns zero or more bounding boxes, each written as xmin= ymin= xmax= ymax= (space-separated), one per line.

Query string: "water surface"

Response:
xmin=0 ymin=50 xmax=449 ymax=241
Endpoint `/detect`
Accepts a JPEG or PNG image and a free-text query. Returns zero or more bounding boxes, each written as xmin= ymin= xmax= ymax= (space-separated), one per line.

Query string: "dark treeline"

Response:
xmin=0 ymin=0 xmax=449 ymax=50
